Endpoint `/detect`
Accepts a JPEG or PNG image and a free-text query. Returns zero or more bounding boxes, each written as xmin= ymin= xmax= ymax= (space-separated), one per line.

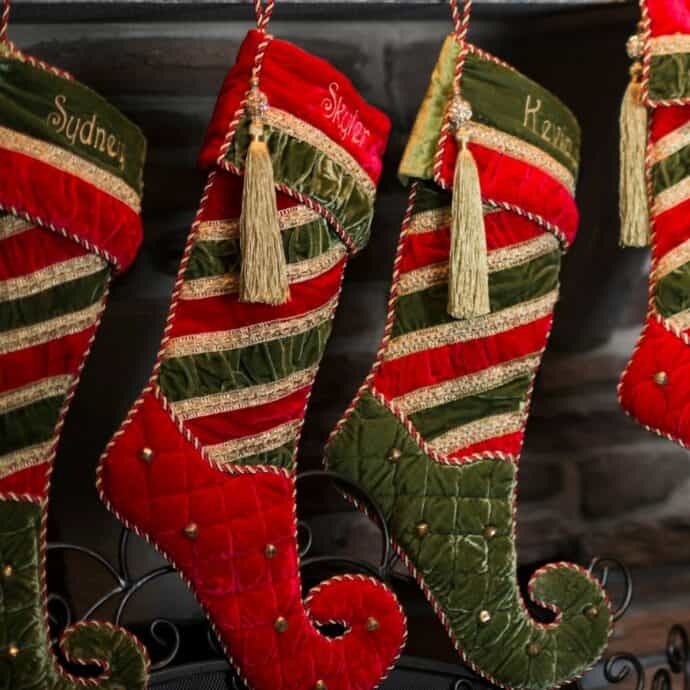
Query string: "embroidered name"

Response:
xmin=522 ymin=94 xmax=576 ymax=164
xmin=321 ymin=82 xmax=370 ymax=147
xmin=47 ymin=95 xmax=126 ymax=171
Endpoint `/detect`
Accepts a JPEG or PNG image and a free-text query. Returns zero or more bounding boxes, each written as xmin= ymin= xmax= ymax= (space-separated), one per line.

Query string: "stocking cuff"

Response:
xmin=0 ymin=50 xmax=146 ymax=271
xmin=399 ymin=36 xmax=581 ymax=248
xmin=199 ymin=30 xmax=391 ymax=254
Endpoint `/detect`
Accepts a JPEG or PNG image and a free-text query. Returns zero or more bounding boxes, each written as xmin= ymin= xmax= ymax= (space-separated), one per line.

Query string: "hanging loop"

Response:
xmin=254 ymin=0 xmax=275 ymax=33
xmin=0 ymin=0 xmax=11 ymax=45
xmin=449 ymin=0 xmax=472 ymax=93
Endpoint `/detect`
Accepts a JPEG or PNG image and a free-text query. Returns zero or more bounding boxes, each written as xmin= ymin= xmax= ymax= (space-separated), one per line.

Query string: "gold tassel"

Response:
xmin=447 ymin=96 xmax=490 ymax=320
xmin=619 ymin=43 xmax=650 ymax=247
xmin=239 ymin=81 xmax=289 ymax=305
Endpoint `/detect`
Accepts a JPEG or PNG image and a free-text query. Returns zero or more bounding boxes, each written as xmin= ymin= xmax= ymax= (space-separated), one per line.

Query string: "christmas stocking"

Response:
xmin=97 ymin=14 xmax=407 ymax=690
xmin=617 ymin=0 xmax=690 ymax=447
xmin=324 ymin=10 xmax=612 ymax=690
xmin=0 ymin=8 xmax=149 ymax=690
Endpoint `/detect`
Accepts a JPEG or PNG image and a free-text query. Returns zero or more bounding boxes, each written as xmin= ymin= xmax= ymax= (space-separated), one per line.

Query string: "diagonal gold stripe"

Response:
xmin=171 ymin=365 xmax=318 ymax=421
xmin=654 ymin=176 xmax=690 ymax=216
xmin=406 ymin=205 xmax=499 ymax=236
xmin=0 ymin=374 xmax=73 ymax=416
xmin=467 ymin=121 xmax=575 ymax=193
xmin=393 ymin=354 xmax=541 ymax=416
xmin=0 ymin=301 xmax=103 ymax=356
xmin=179 ymin=246 xmax=346 ymax=301
xmin=665 ymin=307 xmax=690 ymax=332
xmin=397 ymin=234 xmax=559 ymax=296
xmin=266 ymin=108 xmax=376 ymax=202
xmin=384 ymin=290 xmax=558 ymax=362
xmin=649 ymin=35 xmax=690 ymax=56
xmin=650 ymin=120 xmax=690 ymax=165
xmin=655 ymin=238 xmax=690 ymax=280
xmin=197 ymin=205 xmax=322 ymax=242
xmin=0 ymin=440 xmax=52 ymax=480
xmin=427 ymin=411 xmax=524 ymax=456
xmin=0 ymin=254 xmax=106 ymax=303
xmin=0 ymin=215 xmax=33 ymax=241
xmin=163 ymin=294 xmax=338 ymax=360
xmin=0 ymin=125 xmax=141 ymax=213
xmin=206 ymin=419 xmax=300 ymax=465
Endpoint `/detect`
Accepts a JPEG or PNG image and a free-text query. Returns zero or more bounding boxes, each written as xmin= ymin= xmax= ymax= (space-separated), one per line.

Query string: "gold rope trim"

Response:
xmin=206 ymin=419 xmax=300 ymax=465
xmin=384 ymin=289 xmax=558 ymax=362
xmin=197 ymin=205 xmax=321 ymax=242
xmin=171 ymin=365 xmax=319 ymax=421
xmin=0 ymin=301 xmax=103 ymax=356
xmin=397 ymin=234 xmax=559 ymax=296
xmin=0 ymin=125 xmax=141 ymax=213
xmin=665 ymin=307 xmax=690 ymax=332
xmin=654 ymin=175 xmax=690 ymax=216
xmin=427 ymin=411 xmax=524 ymax=455
xmin=649 ymin=35 xmax=690 ymax=56
xmin=393 ymin=354 xmax=541 ymax=415
xmin=0 ymin=254 xmax=106 ymax=303
xmin=163 ymin=294 xmax=338 ymax=360
xmin=0 ymin=215 xmax=32 ymax=241
xmin=650 ymin=120 xmax=690 ymax=165
xmin=654 ymin=238 xmax=690 ymax=280
xmin=266 ymin=108 xmax=376 ymax=202
xmin=0 ymin=374 xmax=73 ymax=416
xmin=0 ymin=440 xmax=52 ymax=480
xmin=179 ymin=246 xmax=346 ymax=301
xmin=467 ymin=121 xmax=575 ymax=193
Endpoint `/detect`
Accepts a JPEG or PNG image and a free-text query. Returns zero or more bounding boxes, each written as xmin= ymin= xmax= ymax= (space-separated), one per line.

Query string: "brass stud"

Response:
xmin=584 ymin=605 xmax=600 ymax=620
xmin=526 ymin=642 xmax=541 ymax=657
xmin=483 ymin=525 xmax=497 ymax=541
xmin=315 ymin=682 xmax=328 ymax=690
xmin=264 ymin=544 xmax=278 ymax=559
xmin=2 ymin=564 xmax=12 ymax=578
xmin=366 ymin=617 xmax=380 ymax=632
xmin=388 ymin=448 xmax=402 ymax=463
xmin=274 ymin=616 xmax=289 ymax=633
xmin=416 ymin=523 xmax=429 ymax=539
xmin=478 ymin=610 xmax=492 ymax=624
xmin=139 ymin=447 xmax=154 ymax=463
xmin=7 ymin=645 xmax=18 ymax=658
xmin=654 ymin=371 xmax=668 ymax=386
xmin=183 ymin=523 xmax=199 ymax=539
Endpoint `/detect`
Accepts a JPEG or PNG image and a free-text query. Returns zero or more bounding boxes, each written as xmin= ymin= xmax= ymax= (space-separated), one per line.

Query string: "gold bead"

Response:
xmin=274 ymin=616 xmax=289 ymax=633
xmin=584 ymin=605 xmax=599 ymax=620
xmin=478 ymin=610 xmax=492 ymax=624
xmin=264 ymin=544 xmax=277 ymax=559
xmin=2 ymin=564 xmax=12 ymax=578
xmin=183 ymin=523 xmax=199 ymax=539
xmin=7 ymin=645 xmax=18 ymax=658
xmin=654 ymin=371 xmax=668 ymax=386
xmin=388 ymin=448 xmax=402 ymax=463
xmin=416 ymin=523 xmax=429 ymax=539
xmin=315 ymin=682 xmax=328 ymax=690
xmin=483 ymin=525 xmax=497 ymax=541
xmin=366 ymin=617 xmax=380 ymax=632
xmin=139 ymin=447 xmax=154 ymax=462
xmin=527 ymin=642 xmax=541 ymax=657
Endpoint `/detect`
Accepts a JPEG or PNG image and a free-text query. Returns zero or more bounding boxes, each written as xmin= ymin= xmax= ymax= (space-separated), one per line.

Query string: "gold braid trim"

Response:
xmin=0 ymin=374 xmax=73 ymax=415
xmin=0 ymin=215 xmax=33 ymax=240
xmin=384 ymin=289 xmax=559 ymax=362
xmin=654 ymin=238 xmax=690 ymax=280
xmin=0 ymin=254 xmax=106 ymax=303
xmin=197 ymin=205 xmax=321 ymax=241
xmin=393 ymin=354 xmax=541 ymax=415
xmin=427 ymin=411 xmax=524 ymax=455
xmin=397 ymin=234 xmax=559 ymax=296
xmin=665 ymin=306 xmax=690 ymax=332
xmin=406 ymin=205 xmax=498 ymax=236
xmin=653 ymin=176 xmax=690 ymax=217
xmin=163 ymin=294 xmax=338 ymax=359
xmin=650 ymin=120 xmax=690 ymax=165
xmin=170 ymin=365 xmax=319 ymax=421
xmin=0 ymin=125 xmax=141 ymax=212
xmin=206 ymin=419 xmax=301 ymax=465
xmin=179 ymin=246 xmax=346 ymax=301
xmin=649 ymin=35 xmax=690 ymax=56
xmin=0 ymin=440 xmax=52 ymax=480
xmin=0 ymin=301 xmax=103 ymax=356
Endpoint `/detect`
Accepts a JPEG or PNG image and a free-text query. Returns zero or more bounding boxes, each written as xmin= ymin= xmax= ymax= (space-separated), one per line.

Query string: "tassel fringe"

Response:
xmin=619 ymin=76 xmax=650 ymax=247
xmin=448 ymin=139 xmax=490 ymax=320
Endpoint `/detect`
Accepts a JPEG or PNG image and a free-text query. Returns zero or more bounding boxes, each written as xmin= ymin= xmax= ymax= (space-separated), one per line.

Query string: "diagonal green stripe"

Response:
xmin=649 ymin=53 xmax=690 ymax=103
xmin=392 ymin=250 xmax=560 ymax=338
xmin=409 ymin=376 xmax=529 ymax=442
xmin=655 ymin=261 xmax=690 ymax=317
xmin=159 ymin=320 xmax=332 ymax=403
xmin=0 ymin=267 xmax=109 ymax=333
xmin=651 ymin=144 xmax=690 ymax=196
xmin=185 ymin=218 xmax=339 ymax=281
xmin=0 ymin=395 xmax=64 ymax=456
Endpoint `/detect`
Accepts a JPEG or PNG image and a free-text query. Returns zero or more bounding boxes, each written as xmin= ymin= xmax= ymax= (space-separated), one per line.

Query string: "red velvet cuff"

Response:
xmin=199 ymin=30 xmax=390 ymax=186
xmin=646 ymin=0 xmax=690 ymax=36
